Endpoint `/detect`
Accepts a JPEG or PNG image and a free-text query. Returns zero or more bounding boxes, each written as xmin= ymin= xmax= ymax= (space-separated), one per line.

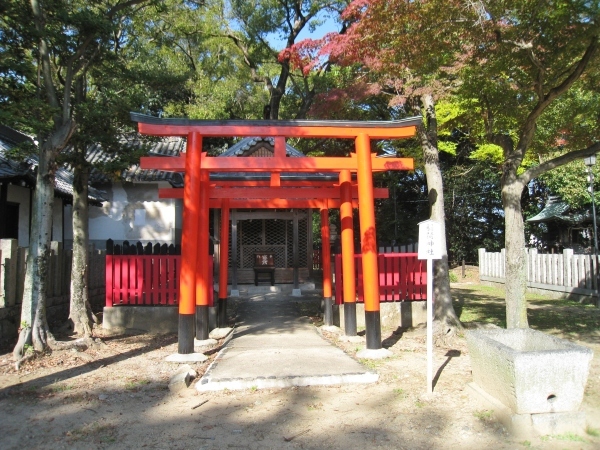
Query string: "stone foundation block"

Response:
xmin=339 ymin=301 xmax=427 ymax=331
xmin=467 ymin=382 xmax=587 ymax=438
xmin=103 ymin=306 xmax=178 ymax=333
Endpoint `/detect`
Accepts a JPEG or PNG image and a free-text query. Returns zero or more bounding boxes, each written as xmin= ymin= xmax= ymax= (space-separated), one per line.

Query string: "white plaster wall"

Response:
xmin=7 ymin=184 xmax=30 ymax=247
xmin=89 ymin=182 xmax=177 ymax=246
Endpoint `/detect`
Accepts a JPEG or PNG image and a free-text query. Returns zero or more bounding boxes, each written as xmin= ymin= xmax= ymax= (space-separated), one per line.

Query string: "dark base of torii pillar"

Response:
xmin=218 ymin=298 xmax=228 ymax=328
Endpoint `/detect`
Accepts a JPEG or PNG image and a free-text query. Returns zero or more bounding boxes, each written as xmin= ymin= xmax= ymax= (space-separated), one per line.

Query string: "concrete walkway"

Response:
xmin=196 ymin=289 xmax=377 ymax=391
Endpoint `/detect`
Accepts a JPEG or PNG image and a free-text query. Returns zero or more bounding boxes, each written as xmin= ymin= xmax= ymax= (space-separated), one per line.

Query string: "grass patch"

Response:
xmin=359 ymin=358 xmax=385 ymax=370
xmin=452 ymin=284 xmax=600 ymax=338
xmin=124 ymin=379 xmax=151 ymax=391
xmin=50 ymin=384 xmax=74 ymax=393
xmin=473 ymin=409 xmax=494 ymax=421
xmin=586 ymin=426 xmax=600 ymax=437
xmin=393 ymin=388 xmax=407 ymax=399
xmin=67 ymin=421 xmax=117 ymax=443
xmin=541 ymin=432 xmax=586 ymax=442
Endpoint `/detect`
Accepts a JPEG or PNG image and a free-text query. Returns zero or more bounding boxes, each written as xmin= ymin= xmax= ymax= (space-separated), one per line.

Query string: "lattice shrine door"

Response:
xmin=219 ymin=209 xmax=312 ymax=286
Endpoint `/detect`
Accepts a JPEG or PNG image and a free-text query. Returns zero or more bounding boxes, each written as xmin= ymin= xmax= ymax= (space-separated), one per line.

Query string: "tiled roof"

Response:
xmin=0 ymin=125 xmax=106 ymax=203
xmin=527 ymin=196 xmax=589 ymax=225
xmin=220 ymin=137 xmax=304 ymax=157
xmin=211 ymin=137 xmax=337 ymax=182
xmin=84 ymin=135 xmax=185 ymax=186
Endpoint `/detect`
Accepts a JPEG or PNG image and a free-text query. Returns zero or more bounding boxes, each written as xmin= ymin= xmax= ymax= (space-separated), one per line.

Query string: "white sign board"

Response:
xmin=416 ymin=219 xmax=443 ymax=394
xmin=417 ymin=220 xmax=443 ymax=260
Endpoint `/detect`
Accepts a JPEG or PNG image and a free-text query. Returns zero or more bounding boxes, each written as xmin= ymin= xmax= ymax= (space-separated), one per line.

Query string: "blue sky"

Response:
xmin=267 ymin=13 xmax=341 ymax=50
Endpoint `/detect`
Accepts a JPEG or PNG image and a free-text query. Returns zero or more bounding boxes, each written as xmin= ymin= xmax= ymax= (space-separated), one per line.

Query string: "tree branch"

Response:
xmin=30 ymin=0 xmax=59 ymax=112
xmin=519 ymin=142 xmax=600 ymax=185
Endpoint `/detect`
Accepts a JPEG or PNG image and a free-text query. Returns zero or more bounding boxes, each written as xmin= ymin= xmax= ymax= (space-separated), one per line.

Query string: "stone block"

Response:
xmin=168 ymin=364 xmax=198 ymax=392
xmin=466 ymin=328 xmax=592 ymax=414
xmin=467 ymin=382 xmax=587 ymax=438
xmin=103 ymin=306 xmax=178 ymax=333
xmin=339 ymin=301 xmax=427 ymax=331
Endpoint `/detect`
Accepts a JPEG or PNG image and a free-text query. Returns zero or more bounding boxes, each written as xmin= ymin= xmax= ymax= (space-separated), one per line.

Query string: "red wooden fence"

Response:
xmin=105 ymin=255 xmax=213 ymax=307
xmin=334 ymin=253 xmax=427 ymax=305
xmin=312 ymin=249 xmax=322 ymax=270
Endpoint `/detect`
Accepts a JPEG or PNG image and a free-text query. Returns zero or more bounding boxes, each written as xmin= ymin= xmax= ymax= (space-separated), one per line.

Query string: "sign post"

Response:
xmin=418 ymin=220 xmax=443 ymax=394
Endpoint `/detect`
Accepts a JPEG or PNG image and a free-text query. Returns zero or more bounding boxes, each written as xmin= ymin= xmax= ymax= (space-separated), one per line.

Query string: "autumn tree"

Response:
xmin=221 ymin=0 xmax=348 ymax=119
xmin=307 ymin=0 xmax=600 ymax=328
xmin=287 ymin=0 xmax=468 ymax=337
xmin=456 ymin=1 xmax=600 ymax=322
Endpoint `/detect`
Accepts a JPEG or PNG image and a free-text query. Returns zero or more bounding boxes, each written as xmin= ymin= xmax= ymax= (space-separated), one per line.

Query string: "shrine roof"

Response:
xmin=527 ymin=196 xmax=588 ymax=225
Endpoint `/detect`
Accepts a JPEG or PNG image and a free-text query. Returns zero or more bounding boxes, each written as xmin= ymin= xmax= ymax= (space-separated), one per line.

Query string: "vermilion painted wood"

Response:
xmin=334 ymin=253 xmax=427 ymax=305
xmin=157 ymin=186 xmax=388 ymax=200
xmin=355 ymin=133 xmax=380 ymax=313
xmin=179 ymin=132 xmax=202 ymax=314
xmin=274 ymin=136 xmax=286 ymax=157
xmin=140 ymin=154 xmax=414 ymax=172
xmin=339 ymin=170 xmax=356 ymax=305
xmin=105 ymin=255 xmax=114 ymax=307
xmin=320 ymin=206 xmax=332 ymax=299
xmin=136 ymin=121 xmax=417 ymax=140
xmin=105 ymin=255 xmax=213 ymax=306
xmin=206 ymin=180 xmax=342 ymax=187
xmin=156 ymin=194 xmax=358 ymax=209
xmin=270 ymin=173 xmax=281 ymax=187
xmin=196 ymin=172 xmax=210 ymax=307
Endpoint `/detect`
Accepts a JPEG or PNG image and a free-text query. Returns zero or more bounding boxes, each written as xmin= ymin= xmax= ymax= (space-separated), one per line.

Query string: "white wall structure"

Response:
xmin=89 ymin=181 xmax=180 ymax=248
xmin=7 ymin=184 xmax=31 ymax=247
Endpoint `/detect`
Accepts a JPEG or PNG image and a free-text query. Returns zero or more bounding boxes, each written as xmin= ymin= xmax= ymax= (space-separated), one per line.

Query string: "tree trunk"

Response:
xmin=419 ymin=94 xmax=462 ymax=337
xmin=69 ymin=160 xmax=96 ymax=336
xmin=17 ymin=146 xmax=56 ymax=355
xmin=501 ymin=174 xmax=529 ymax=328
xmin=269 ymin=61 xmax=290 ymax=120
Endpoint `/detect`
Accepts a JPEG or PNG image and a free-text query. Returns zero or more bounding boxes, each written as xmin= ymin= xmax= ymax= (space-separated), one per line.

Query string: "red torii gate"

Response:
xmin=133 ymin=113 xmax=419 ymax=355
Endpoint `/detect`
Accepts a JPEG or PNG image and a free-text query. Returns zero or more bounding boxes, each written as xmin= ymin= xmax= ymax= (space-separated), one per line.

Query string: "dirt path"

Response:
xmin=0 ymin=287 xmax=598 ymax=450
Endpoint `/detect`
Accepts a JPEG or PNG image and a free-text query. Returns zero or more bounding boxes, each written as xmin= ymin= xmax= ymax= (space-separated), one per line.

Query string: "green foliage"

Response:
xmin=469 ymin=144 xmax=504 ymax=164
xmin=540 ymin=157 xmax=600 ymax=210
xmin=473 ymin=409 xmax=494 ymax=421
xmin=586 ymin=426 xmax=600 ymax=437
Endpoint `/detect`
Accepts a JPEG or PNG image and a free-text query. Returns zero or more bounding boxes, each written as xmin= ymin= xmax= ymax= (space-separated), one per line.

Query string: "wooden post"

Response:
xmin=218 ymin=199 xmax=230 ymax=327
xmin=293 ymin=209 xmax=299 ymax=291
xmin=320 ymin=204 xmax=333 ymax=326
xmin=427 ymin=258 xmax=434 ymax=394
xmin=355 ymin=133 xmax=381 ymax=349
xmin=231 ymin=210 xmax=238 ymax=294
xmin=196 ymin=169 xmax=210 ymax=340
xmin=178 ymin=132 xmax=202 ymax=354
xmin=339 ymin=170 xmax=357 ymax=336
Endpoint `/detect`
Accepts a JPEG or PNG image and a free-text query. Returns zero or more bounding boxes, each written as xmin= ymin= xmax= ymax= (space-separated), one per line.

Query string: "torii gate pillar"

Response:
xmin=356 ymin=134 xmax=381 ymax=349
xmin=339 ymin=169 xmax=357 ymax=336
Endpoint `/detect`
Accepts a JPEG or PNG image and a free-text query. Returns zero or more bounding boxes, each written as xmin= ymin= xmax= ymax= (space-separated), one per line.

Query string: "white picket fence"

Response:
xmin=479 ymin=248 xmax=599 ymax=297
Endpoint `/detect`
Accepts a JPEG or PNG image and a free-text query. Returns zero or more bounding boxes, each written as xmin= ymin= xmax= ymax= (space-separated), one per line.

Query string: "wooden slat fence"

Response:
xmin=479 ymin=248 xmax=599 ymax=296
xmin=334 ymin=252 xmax=427 ymax=304
xmin=105 ymin=254 xmax=213 ymax=307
